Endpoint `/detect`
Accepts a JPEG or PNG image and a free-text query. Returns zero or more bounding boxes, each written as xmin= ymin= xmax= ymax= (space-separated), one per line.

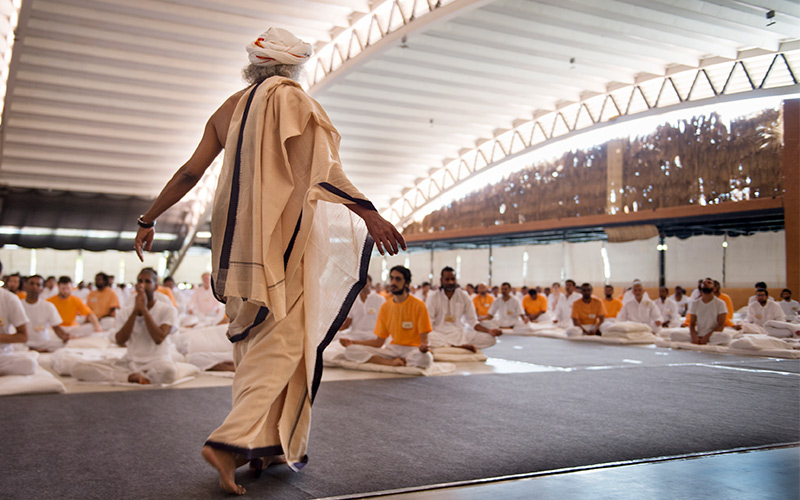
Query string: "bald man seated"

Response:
xmin=342 ymin=266 xmax=433 ymax=369
xmin=72 ymin=268 xmax=178 ymax=385
xmin=0 ymin=267 xmax=35 ymax=376
xmin=611 ymin=281 xmax=663 ymax=333
xmin=426 ymin=267 xmax=501 ymax=352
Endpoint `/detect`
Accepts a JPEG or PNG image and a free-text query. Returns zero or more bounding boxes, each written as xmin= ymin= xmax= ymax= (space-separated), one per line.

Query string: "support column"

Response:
xmin=784 ymin=100 xmax=800 ymax=293
xmin=658 ymin=233 xmax=665 ymax=287
xmin=607 ymin=139 xmax=624 ymax=214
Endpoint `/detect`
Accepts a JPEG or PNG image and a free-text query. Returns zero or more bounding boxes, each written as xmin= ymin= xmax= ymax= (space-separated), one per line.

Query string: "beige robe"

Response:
xmin=207 ymin=76 xmax=374 ymax=468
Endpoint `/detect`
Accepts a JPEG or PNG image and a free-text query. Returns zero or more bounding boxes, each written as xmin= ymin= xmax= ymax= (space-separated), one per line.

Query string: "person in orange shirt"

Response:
xmin=342 ymin=266 xmax=433 ymax=368
xmin=566 ymin=283 xmax=606 ymax=336
xmin=472 ymin=283 xmax=494 ymax=319
xmin=157 ymin=283 xmax=178 ymax=308
xmin=522 ymin=288 xmax=549 ymax=322
xmin=713 ymin=280 xmax=736 ymax=327
xmin=86 ymin=272 xmax=120 ymax=321
xmin=47 ymin=276 xmax=102 ymax=336
xmin=602 ymin=285 xmax=623 ymax=318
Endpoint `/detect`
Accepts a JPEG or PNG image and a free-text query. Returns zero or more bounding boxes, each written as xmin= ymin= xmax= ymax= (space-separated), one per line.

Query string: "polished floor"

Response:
xmin=324 ymin=446 xmax=800 ymax=500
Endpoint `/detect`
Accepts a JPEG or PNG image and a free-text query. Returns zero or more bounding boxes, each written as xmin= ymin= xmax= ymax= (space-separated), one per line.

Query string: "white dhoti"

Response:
xmin=0 ymin=352 xmax=36 ymax=376
xmin=763 ymin=320 xmax=800 ymax=338
xmin=186 ymin=352 xmax=234 ymax=371
xmin=62 ymin=323 xmax=99 ymax=338
xmin=480 ymin=319 xmax=534 ymax=334
xmin=72 ymin=356 xmax=178 ymax=384
xmin=565 ymin=324 xmax=599 ymax=337
xmin=322 ymin=328 xmax=375 ymax=363
xmin=428 ymin=325 xmax=496 ymax=350
xmin=343 ymin=343 xmax=433 ymax=369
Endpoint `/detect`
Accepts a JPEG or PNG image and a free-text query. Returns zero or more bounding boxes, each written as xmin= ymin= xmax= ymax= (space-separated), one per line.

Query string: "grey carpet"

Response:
xmin=1 ymin=361 xmax=798 ymax=500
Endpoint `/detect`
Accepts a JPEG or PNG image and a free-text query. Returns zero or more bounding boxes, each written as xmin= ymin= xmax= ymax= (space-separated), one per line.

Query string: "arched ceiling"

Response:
xmin=0 ymin=0 xmax=798 ymax=250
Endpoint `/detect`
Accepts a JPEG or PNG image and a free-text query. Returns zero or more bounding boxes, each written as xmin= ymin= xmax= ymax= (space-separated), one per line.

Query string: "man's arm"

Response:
xmin=135 ymin=110 xmax=228 ymax=260
xmin=115 ymin=313 xmax=138 ymax=347
xmin=141 ymin=308 xmax=171 ymax=345
xmin=592 ymin=315 xmax=605 ymax=334
xmin=346 ymin=203 xmax=406 ymax=256
xmin=340 ymin=336 xmax=385 ymax=348
xmin=53 ymin=325 xmax=70 ymax=342
xmin=88 ymin=312 xmax=102 ymax=332
xmin=339 ymin=317 xmax=353 ymax=331
xmin=418 ymin=331 xmax=429 ymax=353
xmin=689 ymin=313 xmax=700 ymax=343
xmin=0 ymin=323 xmax=28 ymax=344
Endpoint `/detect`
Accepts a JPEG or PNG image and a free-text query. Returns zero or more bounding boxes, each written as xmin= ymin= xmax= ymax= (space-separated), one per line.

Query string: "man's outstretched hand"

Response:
xmin=134 ymin=227 xmax=154 ymax=262
xmin=361 ymin=210 xmax=406 ymax=256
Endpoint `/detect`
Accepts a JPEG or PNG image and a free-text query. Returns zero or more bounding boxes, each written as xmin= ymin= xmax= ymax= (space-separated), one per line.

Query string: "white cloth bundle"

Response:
xmin=729 ymin=334 xmax=792 ymax=351
xmin=246 ymin=28 xmax=312 ymax=67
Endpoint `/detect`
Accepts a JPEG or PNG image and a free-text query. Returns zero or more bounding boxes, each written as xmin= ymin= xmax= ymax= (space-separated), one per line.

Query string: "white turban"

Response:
xmin=246 ymin=28 xmax=313 ymax=67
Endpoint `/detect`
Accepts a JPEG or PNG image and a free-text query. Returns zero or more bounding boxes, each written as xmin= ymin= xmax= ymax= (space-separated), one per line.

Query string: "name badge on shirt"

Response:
xmin=367 ymin=308 xmax=377 ymax=315
xmin=445 ymin=314 xmax=455 ymax=323
xmin=507 ymin=310 xmax=513 ymax=315
xmin=35 ymin=325 xmax=45 ymax=332
xmin=589 ymin=314 xmax=596 ymax=318
xmin=402 ymin=321 xmax=413 ymax=329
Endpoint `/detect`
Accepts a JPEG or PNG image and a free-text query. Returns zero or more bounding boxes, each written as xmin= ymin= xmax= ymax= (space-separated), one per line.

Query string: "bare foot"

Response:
xmin=367 ymin=356 xmax=406 ymax=366
xmin=457 ymin=344 xmax=477 ymax=353
xmin=202 ymin=446 xmax=246 ymax=495
xmin=249 ymin=454 xmax=286 ymax=478
xmin=128 ymin=373 xmax=151 ymax=384
xmin=210 ymin=361 xmax=236 ymax=372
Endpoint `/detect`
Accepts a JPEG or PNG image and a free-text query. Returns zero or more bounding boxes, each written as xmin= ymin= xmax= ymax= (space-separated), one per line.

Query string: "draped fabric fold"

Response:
xmin=207 ymin=76 xmax=374 ymax=466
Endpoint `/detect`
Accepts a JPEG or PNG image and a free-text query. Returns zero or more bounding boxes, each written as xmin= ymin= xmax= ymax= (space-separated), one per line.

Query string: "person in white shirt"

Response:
xmin=0 ymin=261 xmax=35 ymax=376
xmin=621 ymin=279 xmax=651 ymax=304
xmin=688 ymin=278 xmax=728 ymax=345
xmin=41 ymin=276 xmax=59 ymax=300
xmin=413 ymin=282 xmax=432 ymax=303
xmin=74 ymin=281 xmax=91 ymax=302
xmin=613 ymin=281 xmax=663 ymax=333
xmin=22 ymin=275 xmax=69 ymax=352
xmin=668 ymin=286 xmax=691 ymax=317
xmin=778 ymin=289 xmax=799 ymax=321
xmin=427 ymin=267 xmax=502 ymax=352
xmin=689 ymin=279 xmax=703 ymax=302
xmin=547 ymin=282 xmax=565 ymax=314
xmin=72 ymin=268 xmax=178 ymax=385
xmin=483 ymin=282 xmax=529 ymax=331
xmin=323 ymin=275 xmax=386 ymax=364
xmin=186 ymin=272 xmax=224 ymax=327
xmin=653 ymin=286 xmax=680 ymax=328
xmin=554 ymin=280 xmax=580 ymax=326
xmin=748 ymin=282 xmax=769 ymax=305
xmin=464 ymin=283 xmax=475 ymax=298
xmin=740 ymin=288 xmax=798 ymax=338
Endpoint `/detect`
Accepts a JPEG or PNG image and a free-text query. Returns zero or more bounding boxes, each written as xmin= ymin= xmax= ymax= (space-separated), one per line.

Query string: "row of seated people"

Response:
xmin=328 ymin=268 xmax=800 ymax=368
xmin=0 ymin=264 xmax=231 ymax=382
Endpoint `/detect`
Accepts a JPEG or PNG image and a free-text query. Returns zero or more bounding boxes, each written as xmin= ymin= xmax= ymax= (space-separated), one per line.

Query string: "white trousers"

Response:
xmin=480 ymin=319 xmax=534 ymax=334
xmin=428 ymin=327 xmax=497 ymax=349
xmin=344 ymin=344 xmax=433 ymax=369
xmin=186 ymin=351 xmax=233 ymax=371
xmin=72 ymin=357 xmax=178 ymax=384
xmin=565 ymin=324 xmax=599 ymax=337
xmin=763 ymin=320 xmax=800 ymax=338
xmin=0 ymin=353 xmax=36 ymax=376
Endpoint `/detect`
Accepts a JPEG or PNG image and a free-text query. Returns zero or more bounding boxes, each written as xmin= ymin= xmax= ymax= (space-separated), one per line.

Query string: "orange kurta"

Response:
xmin=473 ymin=294 xmax=494 ymax=316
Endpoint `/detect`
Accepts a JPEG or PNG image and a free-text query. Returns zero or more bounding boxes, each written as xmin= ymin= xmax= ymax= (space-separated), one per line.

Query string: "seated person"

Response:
xmin=668 ymin=286 xmax=691 ymax=317
xmin=72 ymin=268 xmax=178 ymax=385
xmin=779 ymin=289 xmax=799 ymax=321
xmin=47 ymin=276 xmax=102 ymax=337
xmin=342 ymin=266 xmax=433 ymax=368
xmin=522 ymin=287 xmax=550 ymax=323
xmin=86 ymin=272 xmax=120 ymax=329
xmin=654 ymin=286 xmax=680 ymax=328
xmin=483 ymin=282 xmax=529 ymax=331
xmin=185 ymin=272 xmax=225 ymax=327
xmin=22 ymin=274 xmax=70 ymax=352
xmin=0 ymin=262 xmax=35 ymax=376
xmin=713 ymin=280 xmax=736 ymax=327
xmin=426 ymin=267 xmax=501 ymax=351
xmin=565 ymin=283 xmax=606 ymax=336
xmin=740 ymin=289 xmax=797 ymax=337
xmin=620 ymin=280 xmax=650 ymax=304
xmin=5 ymin=273 xmax=26 ymax=300
xmin=472 ymin=283 xmax=494 ymax=320
xmin=614 ymin=281 xmax=662 ymax=333
xmin=748 ymin=281 xmax=769 ymax=305
xmin=602 ymin=285 xmax=623 ymax=320
xmin=688 ymin=278 xmax=728 ymax=345
xmin=42 ymin=276 xmax=58 ymax=300
xmin=338 ymin=274 xmax=385 ymax=341
xmin=553 ymin=280 xmax=580 ymax=326
xmin=413 ymin=281 xmax=432 ymax=302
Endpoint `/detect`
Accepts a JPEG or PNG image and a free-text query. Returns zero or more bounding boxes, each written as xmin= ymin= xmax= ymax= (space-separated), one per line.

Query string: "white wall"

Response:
xmin=664 ymin=235 xmax=724 ymax=287
xmin=606 ymin=237 xmax=660 ymax=287
xmin=724 ymin=231 xmax=785 ymax=287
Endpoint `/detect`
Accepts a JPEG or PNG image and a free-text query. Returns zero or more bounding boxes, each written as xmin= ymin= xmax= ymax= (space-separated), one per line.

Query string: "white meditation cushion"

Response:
xmin=66 ymin=336 xmax=110 ymax=350
xmin=729 ymin=335 xmax=791 ymax=351
xmin=604 ymin=321 xmax=652 ymax=334
xmin=334 ymin=360 xmax=455 ymax=376
xmin=431 ymin=347 xmax=487 ymax=362
xmin=0 ymin=365 xmax=66 ymax=396
xmin=180 ymin=325 xmax=232 ymax=354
